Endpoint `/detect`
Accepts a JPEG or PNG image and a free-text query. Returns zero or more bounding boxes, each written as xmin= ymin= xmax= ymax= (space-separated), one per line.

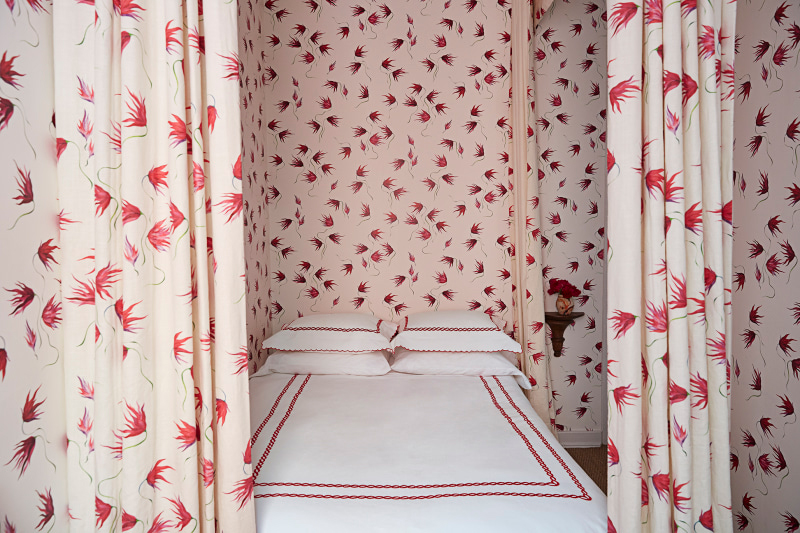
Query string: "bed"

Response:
xmin=248 ymin=371 xmax=606 ymax=532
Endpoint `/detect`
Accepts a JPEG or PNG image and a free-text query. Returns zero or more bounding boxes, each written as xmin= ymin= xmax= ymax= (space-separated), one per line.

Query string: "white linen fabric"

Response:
xmin=249 ymin=373 xmax=605 ymax=532
xmin=260 ymin=351 xmax=391 ymax=376
xmin=392 ymin=310 xmax=523 ymax=354
xmin=262 ymin=313 xmax=396 ymax=352
xmin=390 ymin=349 xmax=530 ymax=389
xmin=282 ymin=312 xmax=399 ymax=339
xmin=398 ymin=310 xmax=503 ymax=330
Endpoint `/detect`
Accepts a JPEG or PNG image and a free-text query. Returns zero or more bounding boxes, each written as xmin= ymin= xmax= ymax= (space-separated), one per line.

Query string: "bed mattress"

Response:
xmin=249 ymin=372 xmax=606 ymax=532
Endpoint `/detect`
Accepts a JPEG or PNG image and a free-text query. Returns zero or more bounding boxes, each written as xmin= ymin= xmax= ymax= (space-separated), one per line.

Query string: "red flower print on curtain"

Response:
xmin=53 ymin=1 xmax=254 ymax=531
xmin=605 ymin=0 xmax=736 ymax=530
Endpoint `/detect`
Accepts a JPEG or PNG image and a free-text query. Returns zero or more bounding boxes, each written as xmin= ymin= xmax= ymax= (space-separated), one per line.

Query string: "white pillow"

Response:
xmin=400 ymin=349 xmax=521 ymax=365
xmin=390 ymin=348 xmax=531 ymax=389
xmin=264 ymin=351 xmax=391 ymax=376
xmin=262 ymin=313 xmax=398 ymax=353
xmin=391 ymin=310 xmax=522 ymax=354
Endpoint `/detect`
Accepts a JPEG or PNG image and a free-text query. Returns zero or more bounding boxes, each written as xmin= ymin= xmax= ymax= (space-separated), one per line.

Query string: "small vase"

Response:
xmin=555 ymin=294 xmax=573 ymax=316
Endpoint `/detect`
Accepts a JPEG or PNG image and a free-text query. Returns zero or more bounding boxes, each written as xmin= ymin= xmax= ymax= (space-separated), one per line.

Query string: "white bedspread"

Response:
xmin=249 ymin=372 xmax=606 ymax=532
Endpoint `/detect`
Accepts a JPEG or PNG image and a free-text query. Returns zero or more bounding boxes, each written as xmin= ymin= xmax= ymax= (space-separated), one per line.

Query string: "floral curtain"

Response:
xmin=605 ymin=0 xmax=736 ymax=530
xmin=53 ymin=1 xmax=254 ymax=531
xmin=510 ymin=0 xmax=556 ymax=428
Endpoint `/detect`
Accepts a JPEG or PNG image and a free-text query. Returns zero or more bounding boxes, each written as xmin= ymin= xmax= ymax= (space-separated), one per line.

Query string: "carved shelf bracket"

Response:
xmin=544 ymin=312 xmax=585 ymax=357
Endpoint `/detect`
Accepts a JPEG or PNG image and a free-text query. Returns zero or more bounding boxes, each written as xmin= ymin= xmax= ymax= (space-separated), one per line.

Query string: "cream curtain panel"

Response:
xmin=54 ymin=1 xmax=254 ymax=531
xmin=510 ymin=0 xmax=556 ymax=428
xmin=605 ymin=0 xmax=736 ymax=530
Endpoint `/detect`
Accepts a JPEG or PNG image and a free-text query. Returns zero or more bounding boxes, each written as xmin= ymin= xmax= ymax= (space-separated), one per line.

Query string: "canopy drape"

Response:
xmin=510 ymin=0 xmax=556 ymax=429
xmin=54 ymin=1 xmax=255 ymax=531
xmin=605 ymin=0 xmax=736 ymax=529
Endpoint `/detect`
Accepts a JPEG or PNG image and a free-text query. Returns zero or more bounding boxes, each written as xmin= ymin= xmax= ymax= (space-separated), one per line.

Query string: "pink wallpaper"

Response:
xmin=0 ymin=2 xmax=68 ymax=529
xmin=533 ymin=0 xmax=607 ymax=439
xmin=240 ymin=1 xmax=274 ymax=373
xmin=239 ymin=1 xmax=609 ymax=436
xmin=241 ymin=1 xmax=516 ymax=353
xmin=730 ymin=0 xmax=800 ymax=528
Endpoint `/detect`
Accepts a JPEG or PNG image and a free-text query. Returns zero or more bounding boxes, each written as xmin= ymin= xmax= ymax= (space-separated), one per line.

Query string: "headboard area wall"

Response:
xmin=240 ymin=1 xmax=516 ymax=369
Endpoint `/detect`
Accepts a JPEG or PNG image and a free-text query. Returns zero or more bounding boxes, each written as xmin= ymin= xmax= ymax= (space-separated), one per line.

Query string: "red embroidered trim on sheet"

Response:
xmin=251 ymin=376 xmax=592 ymax=501
xmin=252 ymin=375 xmax=555 ymax=490
xmin=255 ymin=491 xmax=591 ymax=500
xmin=479 ymin=376 xmax=556 ymax=485
xmin=259 ymin=481 xmax=549 ymax=488
xmin=493 ymin=376 xmax=591 ymax=501
xmin=264 ymin=348 xmax=384 ymax=353
xmin=284 ymin=326 xmax=380 ymax=333
xmin=402 ymin=326 xmax=500 ymax=332
xmin=279 ymin=317 xmax=383 ymax=334
xmin=251 ymin=375 xmax=297 ymax=447
xmin=391 ymin=344 xmax=522 ymax=354
xmin=253 ymin=374 xmax=311 ymax=479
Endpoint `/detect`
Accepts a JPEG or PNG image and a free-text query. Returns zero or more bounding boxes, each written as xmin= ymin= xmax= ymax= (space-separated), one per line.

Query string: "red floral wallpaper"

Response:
xmin=730 ymin=0 xmax=800 ymax=529
xmin=0 ymin=2 xmax=68 ymax=529
xmin=240 ymin=1 xmax=609 ymax=438
xmin=533 ymin=0 xmax=607 ymax=441
xmin=240 ymin=1 xmax=274 ymax=372
xmin=241 ymin=1 xmax=516 ymax=361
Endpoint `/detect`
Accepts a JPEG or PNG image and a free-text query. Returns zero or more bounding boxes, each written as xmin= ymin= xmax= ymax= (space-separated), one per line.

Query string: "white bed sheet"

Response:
xmin=249 ymin=372 xmax=606 ymax=532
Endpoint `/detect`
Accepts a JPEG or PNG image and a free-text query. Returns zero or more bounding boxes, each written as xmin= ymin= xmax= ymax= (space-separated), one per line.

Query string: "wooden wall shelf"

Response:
xmin=544 ymin=312 xmax=585 ymax=357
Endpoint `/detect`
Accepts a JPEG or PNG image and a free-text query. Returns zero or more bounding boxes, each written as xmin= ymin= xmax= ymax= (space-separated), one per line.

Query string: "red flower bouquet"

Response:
xmin=547 ymin=278 xmax=581 ymax=299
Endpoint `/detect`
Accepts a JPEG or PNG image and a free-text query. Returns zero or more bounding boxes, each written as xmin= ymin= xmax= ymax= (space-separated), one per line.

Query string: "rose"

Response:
xmin=547 ymin=278 xmax=581 ymax=299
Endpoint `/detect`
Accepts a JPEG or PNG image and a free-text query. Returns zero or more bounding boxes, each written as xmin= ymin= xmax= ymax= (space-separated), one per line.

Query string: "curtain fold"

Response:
xmin=510 ymin=0 xmax=556 ymax=429
xmin=54 ymin=1 xmax=254 ymax=531
xmin=605 ymin=0 xmax=736 ymax=530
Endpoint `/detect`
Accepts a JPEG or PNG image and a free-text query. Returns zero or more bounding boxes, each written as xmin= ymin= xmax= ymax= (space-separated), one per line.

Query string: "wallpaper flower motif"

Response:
xmin=0 ymin=1 xmax=68 ymax=530
xmin=242 ymin=1 xmax=516 ymax=356
xmin=241 ymin=1 xmax=276 ymax=374
xmin=240 ymin=0 xmax=608 ymax=434
xmin=533 ymin=0 xmax=607 ymax=441
xmin=731 ymin=0 xmax=800 ymax=529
